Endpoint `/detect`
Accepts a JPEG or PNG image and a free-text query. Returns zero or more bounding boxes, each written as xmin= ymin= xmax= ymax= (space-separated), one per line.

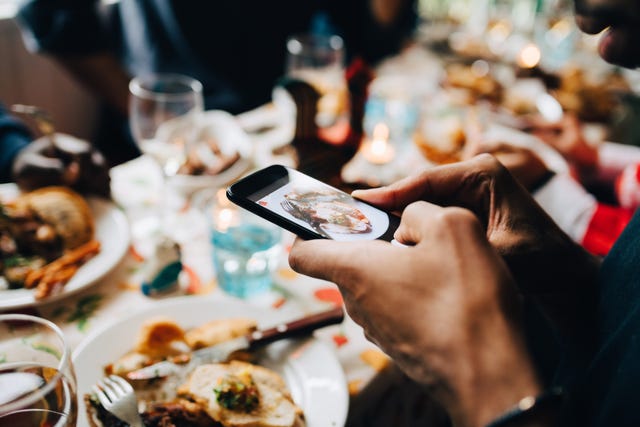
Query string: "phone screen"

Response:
xmin=227 ymin=165 xmax=400 ymax=241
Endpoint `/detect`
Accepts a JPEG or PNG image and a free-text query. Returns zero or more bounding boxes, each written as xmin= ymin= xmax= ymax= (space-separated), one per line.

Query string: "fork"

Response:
xmin=92 ymin=375 xmax=144 ymax=427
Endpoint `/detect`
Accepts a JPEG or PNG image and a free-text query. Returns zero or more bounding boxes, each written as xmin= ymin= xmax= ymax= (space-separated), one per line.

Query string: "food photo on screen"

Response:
xmin=257 ymin=179 xmax=390 ymax=241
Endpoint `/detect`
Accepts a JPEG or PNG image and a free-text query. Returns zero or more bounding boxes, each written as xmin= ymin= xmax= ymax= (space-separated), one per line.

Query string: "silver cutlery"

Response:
xmin=127 ymin=305 xmax=344 ymax=380
xmin=92 ymin=374 xmax=144 ymax=427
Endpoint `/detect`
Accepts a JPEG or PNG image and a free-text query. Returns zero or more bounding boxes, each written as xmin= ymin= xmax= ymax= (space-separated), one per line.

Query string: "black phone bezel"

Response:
xmin=226 ymin=164 xmax=399 ymax=241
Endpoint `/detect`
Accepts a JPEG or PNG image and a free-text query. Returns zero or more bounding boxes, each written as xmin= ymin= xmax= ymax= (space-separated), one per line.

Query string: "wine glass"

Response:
xmin=0 ymin=314 xmax=77 ymax=427
xmin=285 ymin=34 xmax=350 ymax=144
xmin=129 ymin=73 xmax=204 ymax=238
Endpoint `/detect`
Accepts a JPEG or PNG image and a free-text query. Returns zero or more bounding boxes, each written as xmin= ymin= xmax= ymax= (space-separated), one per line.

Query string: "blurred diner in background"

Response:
xmin=1 ymin=0 xmax=640 ymax=426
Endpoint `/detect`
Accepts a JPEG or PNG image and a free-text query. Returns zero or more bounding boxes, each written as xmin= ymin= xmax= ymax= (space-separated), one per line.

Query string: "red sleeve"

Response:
xmin=582 ymin=203 xmax=635 ymax=256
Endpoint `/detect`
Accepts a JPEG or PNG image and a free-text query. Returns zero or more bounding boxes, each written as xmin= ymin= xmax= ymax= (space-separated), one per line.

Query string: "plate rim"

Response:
xmin=73 ymin=295 xmax=348 ymax=427
xmin=0 ymin=184 xmax=131 ymax=310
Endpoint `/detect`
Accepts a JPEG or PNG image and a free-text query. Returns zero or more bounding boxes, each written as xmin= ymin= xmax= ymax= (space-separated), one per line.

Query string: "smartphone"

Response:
xmin=226 ymin=165 xmax=400 ymax=241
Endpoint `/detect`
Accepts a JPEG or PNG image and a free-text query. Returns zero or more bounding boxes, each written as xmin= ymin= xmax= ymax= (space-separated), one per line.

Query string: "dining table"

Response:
xmin=0 ymin=89 xmax=444 ymax=427
xmin=3 ymin=24 xmax=639 ymax=426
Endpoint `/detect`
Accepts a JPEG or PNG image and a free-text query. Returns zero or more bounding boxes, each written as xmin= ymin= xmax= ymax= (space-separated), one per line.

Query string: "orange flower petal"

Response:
xmin=313 ymin=288 xmax=343 ymax=306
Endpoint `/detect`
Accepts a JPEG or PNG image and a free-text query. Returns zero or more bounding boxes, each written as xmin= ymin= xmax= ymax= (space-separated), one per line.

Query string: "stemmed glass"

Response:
xmin=129 ymin=73 xmax=204 ymax=239
xmin=285 ymin=34 xmax=350 ymax=144
xmin=0 ymin=314 xmax=77 ymax=427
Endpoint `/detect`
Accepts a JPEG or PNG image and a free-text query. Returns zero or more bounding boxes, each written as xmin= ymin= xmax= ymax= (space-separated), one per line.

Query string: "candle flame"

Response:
xmin=362 ymin=122 xmax=395 ymax=164
xmin=517 ymin=44 xmax=541 ymax=69
xmin=372 ymin=123 xmax=389 ymax=141
xmin=217 ymin=207 xmax=235 ymax=231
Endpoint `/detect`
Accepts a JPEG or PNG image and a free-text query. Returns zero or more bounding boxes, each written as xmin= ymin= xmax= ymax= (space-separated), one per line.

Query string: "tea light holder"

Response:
xmin=360 ymin=122 xmax=396 ymax=165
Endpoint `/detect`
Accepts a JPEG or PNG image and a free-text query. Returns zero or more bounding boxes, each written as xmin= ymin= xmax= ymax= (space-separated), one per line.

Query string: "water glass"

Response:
xmin=194 ymin=188 xmax=282 ymax=298
xmin=0 ymin=314 xmax=77 ymax=427
xmin=285 ymin=33 xmax=350 ymax=143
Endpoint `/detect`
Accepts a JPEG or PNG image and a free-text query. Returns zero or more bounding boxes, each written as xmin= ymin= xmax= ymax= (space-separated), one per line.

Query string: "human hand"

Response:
xmin=289 ymin=202 xmax=542 ymax=427
xmin=12 ymin=134 xmax=111 ymax=197
xmin=573 ymin=0 xmax=640 ymax=68
xmin=528 ymin=114 xmax=598 ymax=179
xmin=352 ymin=155 xmax=600 ymax=345
xmin=463 ymin=138 xmax=552 ymax=192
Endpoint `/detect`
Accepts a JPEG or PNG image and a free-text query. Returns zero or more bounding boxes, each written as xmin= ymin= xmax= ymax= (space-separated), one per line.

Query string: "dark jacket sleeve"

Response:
xmin=0 ymin=104 xmax=32 ymax=183
xmin=16 ymin=0 xmax=110 ymax=55
xmin=326 ymin=0 xmax=418 ymax=64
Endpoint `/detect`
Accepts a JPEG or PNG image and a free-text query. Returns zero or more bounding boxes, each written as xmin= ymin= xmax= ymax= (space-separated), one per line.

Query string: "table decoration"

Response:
xmin=360 ymin=123 xmax=396 ymax=165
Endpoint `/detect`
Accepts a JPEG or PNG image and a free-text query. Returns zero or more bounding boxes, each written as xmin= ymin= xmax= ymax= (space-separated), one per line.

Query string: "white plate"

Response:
xmin=167 ymin=110 xmax=254 ymax=194
xmin=0 ymin=184 xmax=130 ymax=310
xmin=73 ymin=297 xmax=348 ymax=427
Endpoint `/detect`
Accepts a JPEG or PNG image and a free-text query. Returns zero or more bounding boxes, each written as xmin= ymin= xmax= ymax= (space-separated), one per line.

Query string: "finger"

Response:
xmin=575 ymin=15 xmax=609 ymax=34
xmin=393 ymin=201 xmax=443 ymax=246
xmin=470 ymin=139 xmax=515 ymax=157
xmin=597 ymin=27 xmax=640 ymax=69
xmin=354 ymin=154 xmax=503 ymax=214
xmin=288 ymin=238 xmax=391 ymax=289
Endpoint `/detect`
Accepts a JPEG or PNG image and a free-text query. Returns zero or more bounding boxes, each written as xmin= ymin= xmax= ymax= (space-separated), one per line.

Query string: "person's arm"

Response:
xmin=370 ymin=0 xmax=412 ymax=27
xmin=289 ymin=202 xmax=555 ymax=427
xmin=0 ymin=105 xmax=32 ymax=183
xmin=16 ymin=0 xmax=130 ymax=115
xmin=327 ymin=0 xmax=417 ymax=63
xmin=53 ymin=54 xmax=130 ymax=115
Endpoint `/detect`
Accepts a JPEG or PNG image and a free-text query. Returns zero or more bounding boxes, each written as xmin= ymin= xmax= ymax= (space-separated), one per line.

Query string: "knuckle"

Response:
xmin=439 ymin=207 xmax=477 ymax=226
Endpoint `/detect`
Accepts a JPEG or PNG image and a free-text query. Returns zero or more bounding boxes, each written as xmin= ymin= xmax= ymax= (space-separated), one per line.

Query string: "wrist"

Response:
xmin=450 ymin=304 xmax=543 ymax=427
xmin=484 ymin=388 xmax=564 ymax=427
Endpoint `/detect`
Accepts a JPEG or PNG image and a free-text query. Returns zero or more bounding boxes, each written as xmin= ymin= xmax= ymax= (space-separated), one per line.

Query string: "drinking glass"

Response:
xmin=129 ymin=73 xmax=204 ymax=236
xmin=534 ymin=0 xmax=578 ymax=71
xmin=0 ymin=314 xmax=77 ymax=427
xmin=285 ymin=34 xmax=350 ymax=144
xmin=193 ymin=188 xmax=282 ymax=299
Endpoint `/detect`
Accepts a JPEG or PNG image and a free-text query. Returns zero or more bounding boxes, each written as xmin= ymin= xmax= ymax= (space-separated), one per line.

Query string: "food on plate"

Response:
xmin=185 ymin=318 xmax=257 ymax=350
xmin=0 ymin=186 xmax=100 ymax=298
xmin=443 ymin=63 xmax=503 ymax=104
xmin=281 ymin=189 xmax=372 ymax=238
xmin=178 ymin=136 xmax=241 ymax=176
xmin=414 ymin=111 xmax=467 ymax=164
xmin=135 ymin=316 xmax=190 ymax=358
xmin=86 ymin=316 xmax=305 ymax=427
xmin=553 ymin=67 xmax=630 ymax=123
xmin=178 ymin=361 xmax=304 ymax=427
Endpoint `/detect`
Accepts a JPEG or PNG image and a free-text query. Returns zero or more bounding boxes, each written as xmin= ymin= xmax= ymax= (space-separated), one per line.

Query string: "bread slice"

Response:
xmin=179 ymin=361 xmax=303 ymax=427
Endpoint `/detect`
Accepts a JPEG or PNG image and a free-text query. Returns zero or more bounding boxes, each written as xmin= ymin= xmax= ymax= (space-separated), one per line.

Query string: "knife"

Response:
xmin=126 ymin=305 xmax=344 ymax=380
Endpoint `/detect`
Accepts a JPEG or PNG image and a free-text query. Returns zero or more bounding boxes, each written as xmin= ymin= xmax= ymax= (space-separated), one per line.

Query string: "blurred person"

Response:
xmin=463 ymin=117 xmax=640 ymax=256
xmin=0 ymin=103 xmax=110 ymax=196
xmin=289 ymin=0 xmax=640 ymax=426
xmin=16 ymin=0 xmax=417 ymax=165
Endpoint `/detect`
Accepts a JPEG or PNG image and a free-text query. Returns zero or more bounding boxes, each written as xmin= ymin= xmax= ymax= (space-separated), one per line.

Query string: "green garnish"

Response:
xmin=4 ymin=254 xmax=35 ymax=268
xmin=213 ymin=374 xmax=260 ymax=412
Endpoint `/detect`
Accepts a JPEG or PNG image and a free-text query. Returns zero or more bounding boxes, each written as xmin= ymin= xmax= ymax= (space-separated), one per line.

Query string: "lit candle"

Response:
xmin=213 ymin=188 xmax=238 ymax=231
xmin=361 ymin=123 xmax=395 ymax=165
xmin=517 ymin=43 xmax=541 ymax=69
